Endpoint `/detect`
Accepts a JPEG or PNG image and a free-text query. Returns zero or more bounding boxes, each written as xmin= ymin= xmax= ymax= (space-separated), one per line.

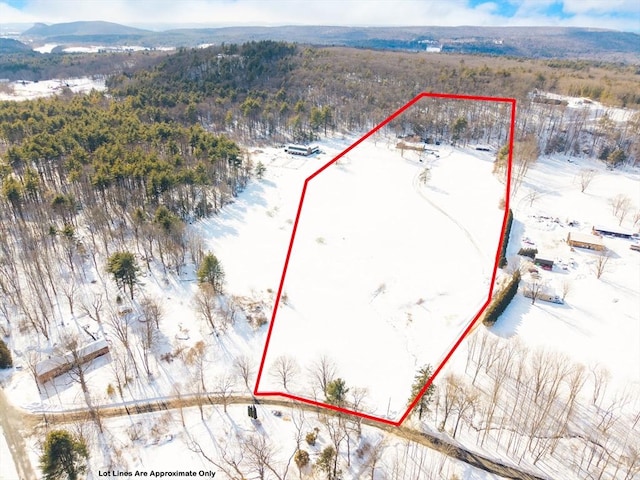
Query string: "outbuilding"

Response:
xmin=35 ymin=339 xmax=109 ymax=384
xmin=533 ymin=256 xmax=554 ymax=270
xmin=284 ymin=144 xmax=320 ymax=156
xmin=567 ymin=231 xmax=605 ymax=251
xmin=592 ymin=225 xmax=633 ymax=239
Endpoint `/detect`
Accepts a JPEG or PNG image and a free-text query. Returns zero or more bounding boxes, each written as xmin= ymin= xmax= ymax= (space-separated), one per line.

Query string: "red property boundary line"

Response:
xmin=254 ymin=92 xmax=516 ymax=427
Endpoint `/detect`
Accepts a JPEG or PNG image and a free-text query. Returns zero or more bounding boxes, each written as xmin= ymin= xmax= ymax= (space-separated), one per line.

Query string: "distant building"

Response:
xmin=284 ymin=144 xmax=320 ymax=156
xmin=592 ymin=225 xmax=633 ymax=239
xmin=567 ymin=231 xmax=605 ymax=251
xmin=533 ymin=256 xmax=554 ymax=270
xmin=35 ymin=339 xmax=109 ymax=384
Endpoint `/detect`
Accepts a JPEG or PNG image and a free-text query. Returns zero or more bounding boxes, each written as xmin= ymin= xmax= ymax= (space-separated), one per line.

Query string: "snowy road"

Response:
xmin=23 ymin=393 xmax=550 ymax=480
xmin=0 ymin=388 xmax=36 ymax=480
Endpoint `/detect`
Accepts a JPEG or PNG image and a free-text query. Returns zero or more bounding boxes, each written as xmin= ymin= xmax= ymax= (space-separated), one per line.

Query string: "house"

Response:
xmin=284 ymin=144 xmax=320 ymax=156
xmin=592 ymin=225 xmax=633 ymax=239
xmin=567 ymin=231 xmax=605 ymax=251
xmin=533 ymin=256 xmax=554 ymax=270
xmin=35 ymin=339 xmax=109 ymax=384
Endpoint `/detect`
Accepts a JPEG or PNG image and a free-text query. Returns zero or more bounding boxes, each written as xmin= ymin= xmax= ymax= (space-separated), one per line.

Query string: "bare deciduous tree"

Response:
xmin=81 ymin=293 xmax=104 ymax=325
xmin=593 ymin=249 xmax=612 ymax=279
xmin=579 ymin=169 xmax=596 ymax=193
xmin=609 ymin=194 xmax=632 ymax=225
xmin=524 ymin=279 xmax=544 ymax=305
xmin=215 ymin=373 xmax=236 ymax=413
xmin=270 ymin=355 xmax=299 ymax=391
xmin=308 ymin=354 xmax=337 ymax=397
xmin=233 ymin=355 xmax=254 ymax=392
xmin=194 ymin=284 xmax=218 ymax=334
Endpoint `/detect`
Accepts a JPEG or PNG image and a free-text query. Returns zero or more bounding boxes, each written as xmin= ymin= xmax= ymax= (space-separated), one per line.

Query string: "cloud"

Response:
xmin=0 ymin=0 xmax=637 ymax=32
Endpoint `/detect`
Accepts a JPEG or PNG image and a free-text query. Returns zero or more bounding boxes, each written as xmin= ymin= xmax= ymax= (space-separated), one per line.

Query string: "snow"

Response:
xmin=21 ymin=403 xmax=510 ymax=480
xmin=0 ymin=429 xmax=19 ymax=480
xmin=534 ymin=90 xmax=636 ymax=123
xmin=0 ymin=98 xmax=638 ymax=479
xmin=256 ymin=138 xmax=505 ymax=421
xmin=32 ymin=43 xmax=59 ymax=53
xmin=0 ymin=77 xmax=106 ymax=101
xmin=493 ymin=153 xmax=640 ymax=392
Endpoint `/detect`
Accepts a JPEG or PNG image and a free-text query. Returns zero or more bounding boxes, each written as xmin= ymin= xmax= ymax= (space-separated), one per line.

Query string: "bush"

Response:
xmin=517 ymin=247 xmax=538 ymax=259
xmin=498 ymin=209 xmax=514 ymax=268
xmin=483 ymin=270 xmax=521 ymax=327
xmin=0 ymin=339 xmax=12 ymax=369
xmin=305 ymin=431 xmax=317 ymax=446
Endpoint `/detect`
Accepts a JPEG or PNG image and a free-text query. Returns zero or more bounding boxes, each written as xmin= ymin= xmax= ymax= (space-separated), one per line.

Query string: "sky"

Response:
xmin=0 ymin=0 xmax=639 ymax=33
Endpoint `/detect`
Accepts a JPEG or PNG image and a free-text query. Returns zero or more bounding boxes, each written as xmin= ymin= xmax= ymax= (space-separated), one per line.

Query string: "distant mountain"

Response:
xmin=23 ymin=21 xmax=151 ymax=38
xmin=17 ymin=22 xmax=640 ymax=63
xmin=0 ymin=38 xmax=33 ymax=54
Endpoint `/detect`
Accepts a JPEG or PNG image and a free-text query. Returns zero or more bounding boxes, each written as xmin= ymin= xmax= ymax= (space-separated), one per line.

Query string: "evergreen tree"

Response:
xmin=197 ymin=253 xmax=225 ymax=293
xmin=106 ymin=251 xmax=139 ymax=299
xmin=255 ymin=161 xmax=266 ymax=179
xmin=408 ymin=364 xmax=436 ymax=420
xmin=325 ymin=378 xmax=349 ymax=406
xmin=0 ymin=338 xmax=12 ymax=369
xmin=315 ymin=446 xmax=337 ymax=480
xmin=40 ymin=430 xmax=88 ymax=480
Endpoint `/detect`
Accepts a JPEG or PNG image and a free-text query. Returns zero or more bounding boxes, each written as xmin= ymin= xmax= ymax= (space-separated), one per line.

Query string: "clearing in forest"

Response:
xmin=255 ymin=93 xmax=515 ymax=424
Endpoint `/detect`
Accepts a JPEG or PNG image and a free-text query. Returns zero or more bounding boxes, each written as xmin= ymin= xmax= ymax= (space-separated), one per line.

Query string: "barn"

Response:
xmin=567 ymin=231 xmax=605 ymax=251
xmin=36 ymin=339 xmax=109 ymax=384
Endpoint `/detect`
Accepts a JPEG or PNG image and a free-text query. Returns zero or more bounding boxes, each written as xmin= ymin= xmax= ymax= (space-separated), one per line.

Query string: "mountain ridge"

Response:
xmin=17 ymin=21 xmax=640 ymax=62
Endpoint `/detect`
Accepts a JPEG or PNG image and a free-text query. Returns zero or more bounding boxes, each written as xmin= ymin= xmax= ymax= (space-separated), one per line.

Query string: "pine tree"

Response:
xmin=408 ymin=364 xmax=436 ymax=420
xmin=325 ymin=378 xmax=349 ymax=406
xmin=106 ymin=251 xmax=139 ymax=299
xmin=255 ymin=161 xmax=266 ymax=179
xmin=40 ymin=430 xmax=88 ymax=480
xmin=197 ymin=253 xmax=225 ymax=293
xmin=0 ymin=338 xmax=12 ymax=369
xmin=315 ymin=446 xmax=336 ymax=480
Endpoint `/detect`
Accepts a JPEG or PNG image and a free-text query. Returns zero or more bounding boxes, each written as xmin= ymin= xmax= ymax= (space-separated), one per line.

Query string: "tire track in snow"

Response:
xmin=412 ymin=170 xmax=489 ymax=265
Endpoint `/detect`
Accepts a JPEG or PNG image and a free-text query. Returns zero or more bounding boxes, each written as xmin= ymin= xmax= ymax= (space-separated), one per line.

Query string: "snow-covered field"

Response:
xmin=257 ymin=138 xmax=504 ymax=421
xmin=0 ymin=77 xmax=106 ymax=101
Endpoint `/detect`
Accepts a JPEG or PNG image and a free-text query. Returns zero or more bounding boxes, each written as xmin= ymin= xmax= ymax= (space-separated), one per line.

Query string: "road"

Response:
xmin=20 ymin=393 xmax=549 ymax=480
xmin=0 ymin=388 xmax=37 ymax=480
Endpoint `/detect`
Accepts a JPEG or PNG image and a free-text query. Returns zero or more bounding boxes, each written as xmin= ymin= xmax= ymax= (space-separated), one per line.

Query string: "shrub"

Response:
xmin=305 ymin=431 xmax=317 ymax=446
xmin=0 ymin=339 xmax=12 ymax=369
xmin=498 ymin=209 xmax=513 ymax=268
xmin=483 ymin=270 xmax=521 ymax=327
xmin=517 ymin=247 xmax=538 ymax=259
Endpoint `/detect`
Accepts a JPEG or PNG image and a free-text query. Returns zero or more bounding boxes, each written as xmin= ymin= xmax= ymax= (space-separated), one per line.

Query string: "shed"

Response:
xmin=533 ymin=256 xmax=554 ymax=270
xmin=567 ymin=232 xmax=605 ymax=251
xmin=36 ymin=339 xmax=109 ymax=384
